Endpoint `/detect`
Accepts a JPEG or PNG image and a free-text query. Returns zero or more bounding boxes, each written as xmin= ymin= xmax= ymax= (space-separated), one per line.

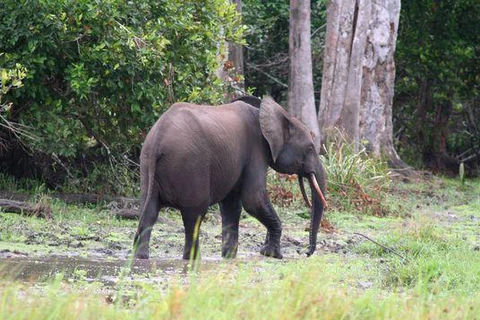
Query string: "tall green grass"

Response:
xmin=1 ymin=253 xmax=479 ymax=320
xmin=319 ymin=137 xmax=392 ymax=215
xmin=320 ymin=140 xmax=391 ymax=193
xmin=354 ymin=216 xmax=480 ymax=295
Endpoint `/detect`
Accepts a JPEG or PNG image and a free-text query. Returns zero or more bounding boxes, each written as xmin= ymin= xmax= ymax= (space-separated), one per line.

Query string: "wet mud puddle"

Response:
xmin=0 ymin=255 xmax=221 ymax=285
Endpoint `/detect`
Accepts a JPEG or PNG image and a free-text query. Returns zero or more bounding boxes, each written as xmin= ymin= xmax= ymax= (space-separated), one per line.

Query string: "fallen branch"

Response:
xmin=353 ymin=232 xmax=406 ymax=262
xmin=0 ymin=199 xmax=52 ymax=219
xmin=0 ymin=198 xmax=143 ymax=222
xmin=110 ymin=209 xmax=173 ymax=225
xmin=111 ymin=208 xmax=140 ymax=220
xmin=0 ymin=191 xmax=138 ymax=207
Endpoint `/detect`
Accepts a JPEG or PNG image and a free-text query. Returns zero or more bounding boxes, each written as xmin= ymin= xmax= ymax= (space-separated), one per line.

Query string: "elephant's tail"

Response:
xmin=133 ymin=151 xmax=161 ymax=258
xmin=139 ymin=152 xmax=160 ymax=218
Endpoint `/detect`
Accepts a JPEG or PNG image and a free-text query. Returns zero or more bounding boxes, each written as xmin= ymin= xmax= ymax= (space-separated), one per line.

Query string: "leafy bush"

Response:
xmin=0 ymin=0 xmax=242 ymax=187
xmin=394 ymin=0 xmax=480 ymax=173
xmin=0 ymin=62 xmax=29 ymax=144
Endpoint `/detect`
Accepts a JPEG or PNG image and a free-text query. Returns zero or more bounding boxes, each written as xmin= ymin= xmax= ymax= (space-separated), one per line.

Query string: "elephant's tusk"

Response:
xmin=298 ymin=176 xmax=312 ymax=208
xmin=308 ymin=173 xmax=328 ymax=210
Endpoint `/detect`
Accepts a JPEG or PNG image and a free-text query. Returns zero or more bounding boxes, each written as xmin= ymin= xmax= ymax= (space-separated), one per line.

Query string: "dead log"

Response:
xmin=111 ymin=208 xmax=140 ymax=220
xmin=0 ymin=191 xmax=138 ymax=207
xmin=0 ymin=199 xmax=52 ymax=219
xmin=110 ymin=209 xmax=172 ymax=225
xmin=0 ymin=198 xmax=139 ymax=221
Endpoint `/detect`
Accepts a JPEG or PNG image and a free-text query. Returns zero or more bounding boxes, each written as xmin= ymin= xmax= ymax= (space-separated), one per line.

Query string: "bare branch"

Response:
xmin=246 ymin=62 xmax=288 ymax=88
xmin=354 ymin=232 xmax=406 ymax=262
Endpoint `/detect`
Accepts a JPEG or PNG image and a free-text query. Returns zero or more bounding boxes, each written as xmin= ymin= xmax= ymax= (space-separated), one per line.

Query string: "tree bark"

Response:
xmin=359 ymin=0 xmax=404 ymax=167
xmin=288 ymin=0 xmax=321 ymax=151
xmin=318 ymin=0 xmax=357 ymax=144
xmin=228 ymin=0 xmax=245 ymax=95
xmin=217 ymin=0 xmax=244 ymax=98
xmin=318 ymin=0 xmax=407 ymax=168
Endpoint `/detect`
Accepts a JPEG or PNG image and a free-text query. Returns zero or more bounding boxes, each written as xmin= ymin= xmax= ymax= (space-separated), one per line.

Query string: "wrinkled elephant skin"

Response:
xmin=133 ymin=96 xmax=327 ymax=260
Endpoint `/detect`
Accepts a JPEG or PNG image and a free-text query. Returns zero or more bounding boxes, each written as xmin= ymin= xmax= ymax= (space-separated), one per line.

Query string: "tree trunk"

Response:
xmin=216 ymin=0 xmax=244 ymax=99
xmin=287 ymin=0 xmax=321 ymax=151
xmin=318 ymin=0 xmax=407 ymax=168
xmin=359 ymin=0 xmax=404 ymax=167
xmin=228 ymin=0 xmax=245 ymax=95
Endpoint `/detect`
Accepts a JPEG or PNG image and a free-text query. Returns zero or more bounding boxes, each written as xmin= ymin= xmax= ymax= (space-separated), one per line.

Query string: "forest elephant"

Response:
xmin=133 ymin=96 xmax=327 ymax=260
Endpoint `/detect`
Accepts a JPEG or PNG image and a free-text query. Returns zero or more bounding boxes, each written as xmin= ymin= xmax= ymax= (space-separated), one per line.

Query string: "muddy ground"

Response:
xmin=1 ymin=177 xmax=478 ymax=287
xmin=0 ymin=200 xmax=363 ymax=285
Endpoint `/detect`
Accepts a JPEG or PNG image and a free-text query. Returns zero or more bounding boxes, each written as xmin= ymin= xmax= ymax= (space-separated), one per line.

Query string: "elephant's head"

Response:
xmin=259 ymin=96 xmax=327 ymax=256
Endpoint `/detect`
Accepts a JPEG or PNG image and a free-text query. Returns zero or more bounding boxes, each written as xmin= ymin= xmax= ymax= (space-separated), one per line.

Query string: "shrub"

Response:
xmin=320 ymin=135 xmax=392 ymax=215
xmin=0 ymin=0 xmax=242 ymax=188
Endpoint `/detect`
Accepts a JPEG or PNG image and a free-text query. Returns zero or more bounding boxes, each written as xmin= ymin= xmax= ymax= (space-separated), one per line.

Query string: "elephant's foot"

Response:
xmin=134 ymin=252 xmax=149 ymax=259
xmin=182 ymin=247 xmax=201 ymax=260
xmin=260 ymin=244 xmax=283 ymax=259
xmin=133 ymin=242 xmax=150 ymax=259
xmin=222 ymin=246 xmax=238 ymax=259
xmin=134 ymin=250 xmax=150 ymax=259
xmin=133 ymin=232 xmax=150 ymax=259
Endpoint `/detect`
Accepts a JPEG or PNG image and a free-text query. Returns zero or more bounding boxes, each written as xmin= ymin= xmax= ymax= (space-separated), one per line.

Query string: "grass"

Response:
xmin=319 ymin=137 xmax=392 ymax=216
xmin=1 ymin=252 xmax=480 ymax=320
xmin=1 ymin=154 xmax=480 ymax=318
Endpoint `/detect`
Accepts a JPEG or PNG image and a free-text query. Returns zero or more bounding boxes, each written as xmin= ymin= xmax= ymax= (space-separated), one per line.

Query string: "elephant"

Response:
xmin=133 ymin=96 xmax=327 ymax=260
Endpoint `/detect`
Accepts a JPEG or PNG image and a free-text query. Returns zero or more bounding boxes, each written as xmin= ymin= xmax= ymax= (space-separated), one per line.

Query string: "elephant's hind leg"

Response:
xmin=180 ymin=206 xmax=208 ymax=260
xmin=220 ymin=191 xmax=242 ymax=258
xmin=134 ymin=195 xmax=162 ymax=259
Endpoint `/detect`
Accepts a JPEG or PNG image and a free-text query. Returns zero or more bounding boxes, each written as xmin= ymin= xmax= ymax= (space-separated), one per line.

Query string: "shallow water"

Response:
xmin=0 ymin=255 xmax=222 ymax=285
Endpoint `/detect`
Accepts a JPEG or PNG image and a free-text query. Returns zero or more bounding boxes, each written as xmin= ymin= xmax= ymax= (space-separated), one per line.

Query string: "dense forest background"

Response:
xmin=1 ymin=0 xmax=479 ymax=195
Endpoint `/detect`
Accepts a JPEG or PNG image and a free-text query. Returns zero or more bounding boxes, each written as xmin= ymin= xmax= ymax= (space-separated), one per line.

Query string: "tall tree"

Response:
xmin=287 ymin=0 xmax=321 ymax=151
xmin=219 ymin=0 xmax=245 ymax=98
xmin=318 ymin=0 xmax=405 ymax=167
xmin=228 ymin=0 xmax=245 ymax=95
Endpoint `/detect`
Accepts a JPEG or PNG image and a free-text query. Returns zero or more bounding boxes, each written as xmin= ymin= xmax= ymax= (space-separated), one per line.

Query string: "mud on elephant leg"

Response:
xmin=181 ymin=207 xmax=208 ymax=260
xmin=220 ymin=192 xmax=242 ymax=258
xmin=242 ymin=192 xmax=283 ymax=259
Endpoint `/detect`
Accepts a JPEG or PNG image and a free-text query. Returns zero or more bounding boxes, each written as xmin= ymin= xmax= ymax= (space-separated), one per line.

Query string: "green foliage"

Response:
xmin=0 ymin=173 xmax=46 ymax=194
xmin=0 ymin=63 xmax=31 ymax=142
xmin=394 ymin=0 xmax=480 ymax=171
xmin=0 ymin=62 xmax=26 ymax=96
xmin=0 ymin=0 xmax=242 ymax=159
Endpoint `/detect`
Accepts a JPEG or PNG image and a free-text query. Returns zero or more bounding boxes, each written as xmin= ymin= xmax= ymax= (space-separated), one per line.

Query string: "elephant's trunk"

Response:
xmin=305 ymin=171 xmax=327 ymax=257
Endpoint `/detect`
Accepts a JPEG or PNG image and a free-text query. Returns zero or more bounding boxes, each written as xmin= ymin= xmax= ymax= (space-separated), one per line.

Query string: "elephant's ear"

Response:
xmin=259 ymin=96 xmax=289 ymax=162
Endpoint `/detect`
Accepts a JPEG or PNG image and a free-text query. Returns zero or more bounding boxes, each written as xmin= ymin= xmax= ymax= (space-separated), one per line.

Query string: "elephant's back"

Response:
xmin=144 ymin=102 xmax=260 ymax=206
xmin=151 ymin=102 xmax=259 ymax=150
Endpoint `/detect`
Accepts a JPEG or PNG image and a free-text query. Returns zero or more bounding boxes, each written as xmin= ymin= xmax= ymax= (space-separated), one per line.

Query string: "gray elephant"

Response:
xmin=133 ymin=96 xmax=327 ymax=260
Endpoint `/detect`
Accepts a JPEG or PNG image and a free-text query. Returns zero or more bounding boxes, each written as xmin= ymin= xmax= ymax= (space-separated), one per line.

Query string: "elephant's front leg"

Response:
xmin=242 ymin=191 xmax=283 ymax=259
xmin=220 ymin=192 xmax=242 ymax=258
